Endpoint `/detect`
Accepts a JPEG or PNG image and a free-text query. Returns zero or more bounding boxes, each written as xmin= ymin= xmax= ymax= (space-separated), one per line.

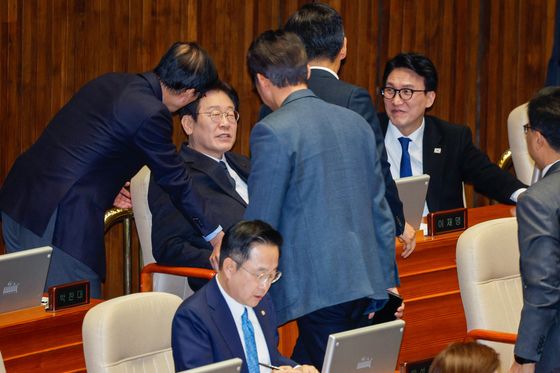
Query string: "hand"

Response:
xmin=509 ymin=362 xmax=535 ymax=373
xmin=209 ymin=231 xmax=224 ymax=270
xmin=113 ymin=182 xmax=132 ymax=209
xmin=398 ymin=222 xmax=416 ymax=258
xmin=278 ymin=365 xmax=319 ymax=373
xmin=510 ymin=206 xmax=517 ymax=217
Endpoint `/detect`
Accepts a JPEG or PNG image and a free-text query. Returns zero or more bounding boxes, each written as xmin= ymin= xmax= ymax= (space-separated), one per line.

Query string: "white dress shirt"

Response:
xmin=216 ymin=274 xmax=271 ymax=373
xmin=203 ymin=153 xmax=249 ymax=204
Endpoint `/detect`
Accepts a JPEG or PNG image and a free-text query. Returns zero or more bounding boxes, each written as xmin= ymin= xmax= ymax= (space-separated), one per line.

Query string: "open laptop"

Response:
xmin=180 ymin=358 xmax=242 ymax=373
xmin=0 ymin=246 xmax=52 ymax=314
xmin=322 ymin=319 xmax=405 ymax=373
xmin=395 ymin=174 xmax=430 ymax=229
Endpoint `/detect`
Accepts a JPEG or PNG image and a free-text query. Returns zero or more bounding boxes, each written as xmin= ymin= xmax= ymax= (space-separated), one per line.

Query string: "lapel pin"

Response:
xmin=261 ymin=310 xmax=266 ymax=316
xmin=434 ymin=147 xmax=442 ymax=154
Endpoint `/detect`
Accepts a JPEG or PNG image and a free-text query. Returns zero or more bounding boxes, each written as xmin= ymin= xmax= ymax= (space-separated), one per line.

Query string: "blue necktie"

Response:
xmin=398 ymin=137 xmax=413 ymax=178
xmin=241 ymin=308 xmax=259 ymax=373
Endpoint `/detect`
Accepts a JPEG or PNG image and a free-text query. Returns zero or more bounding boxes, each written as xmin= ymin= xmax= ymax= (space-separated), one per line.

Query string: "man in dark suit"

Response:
xmin=260 ymin=3 xmax=415 ymax=257
xmin=172 ymin=220 xmax=317 ymax=373
xmin=149 ymin=81 xmax=250 ymax=291
xmin=242 ymin=30 xmax=399 ymax=369
xmin=378 ymin=52 xmax=526 ymax=214
xmin=510 ymin=88 xmax=560 ymax=373
xmin=0 ymin=42 xmax=223 ymax=298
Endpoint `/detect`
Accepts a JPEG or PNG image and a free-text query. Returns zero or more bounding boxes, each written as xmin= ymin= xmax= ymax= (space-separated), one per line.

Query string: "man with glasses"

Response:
xmin=379 ymin=52 xmax=526 ymax=214
xmin=149 ymin=81 xmax=249 ymax=291
xmin=510 ymin=87 xmax=560 ymax=373
xmin=172 ymin=220 xmax=318 ymax=373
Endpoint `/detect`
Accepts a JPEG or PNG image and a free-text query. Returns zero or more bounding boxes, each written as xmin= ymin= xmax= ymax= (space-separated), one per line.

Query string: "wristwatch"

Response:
xmin=514 ymin=354 xmax=536 ymax=365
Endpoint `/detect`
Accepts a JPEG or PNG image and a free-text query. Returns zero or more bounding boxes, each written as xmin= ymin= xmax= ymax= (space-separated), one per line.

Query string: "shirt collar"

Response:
xmin=387 ymin=117 xmax=426 ymax=144
xmin=310 ymin=66 xmax=339 ymax=79
xmin=215 ymin=274 xmax=246 ymax=321
xmin=542 ymin=159 xmax=560 ymax=177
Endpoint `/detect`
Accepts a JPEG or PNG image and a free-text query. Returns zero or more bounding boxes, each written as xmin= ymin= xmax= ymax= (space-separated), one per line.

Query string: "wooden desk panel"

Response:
xmin=278 ymin=204 xmax=513 ymax=365
xmin=395 ymin=204 xmax=513 ymax=364
xmin=0 ymin=299 xmax=102 ymax=372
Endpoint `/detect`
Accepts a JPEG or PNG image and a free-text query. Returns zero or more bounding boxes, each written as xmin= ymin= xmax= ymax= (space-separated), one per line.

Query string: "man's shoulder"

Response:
xmin=426 ymin=115 xmax=470 ymax=134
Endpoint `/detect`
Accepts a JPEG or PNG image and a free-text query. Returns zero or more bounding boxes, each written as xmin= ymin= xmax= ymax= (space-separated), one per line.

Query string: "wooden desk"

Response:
xmin=0 ymin=299 xmax=102 ymax=372
xmin=278 ymin=204 xmax=513 ymax=364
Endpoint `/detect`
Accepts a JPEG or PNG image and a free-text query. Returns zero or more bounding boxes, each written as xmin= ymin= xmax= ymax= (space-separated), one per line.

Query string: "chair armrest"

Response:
xmin=465 ymin=329 xmax=517 ymax=344
xmin=140 ymin=263 xmax=216 ymax=292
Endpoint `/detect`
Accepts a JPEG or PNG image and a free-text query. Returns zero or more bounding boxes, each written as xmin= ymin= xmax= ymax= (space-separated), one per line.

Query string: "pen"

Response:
xmin=259 ymin=362 xmax=280 ymax=370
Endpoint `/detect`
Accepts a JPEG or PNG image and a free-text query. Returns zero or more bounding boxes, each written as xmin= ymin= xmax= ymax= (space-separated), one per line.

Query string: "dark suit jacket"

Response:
xmin=514 ymin=161 xmax=560 ymax=371
xmin=245 ymin=89 xmax=397 ymax=324
xmin=148 ymin=144 xmax=250 ymax=290
xmin=0 ymin=72 xmax=216 ymax=278
xmin=171 ymin=277 xmax=295 ymax=372
xmin=260 ymin=69 xmax=405 ymax=235
xmin=379 ymin=113 xmax=527 ymax=212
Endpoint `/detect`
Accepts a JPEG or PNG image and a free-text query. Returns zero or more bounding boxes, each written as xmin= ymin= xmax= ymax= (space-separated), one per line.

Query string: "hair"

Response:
xmin=429 ymin=342 xmax=500 ymax=373
xmin=154 ymin=41 xmax=218 ymax=94
xmin=218 ymin=220 xmax=283 ymax=269
xmin=247 ymin=30 xmax=308 ymax=88
xmin=178 ymin=80 xmax=240 ymax=121
xmin=284 ymin=2 xmax=344 ymax=62
xmin=382 ymin=52 xmax=438 ymax=91
xmin=528 ymin=86 xmax=560 ymax=152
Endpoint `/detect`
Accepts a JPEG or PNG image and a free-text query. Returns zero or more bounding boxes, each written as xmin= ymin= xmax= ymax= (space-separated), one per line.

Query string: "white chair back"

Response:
xmin=507 ymin=103 xmax=539 ymax=185
xmin=456 ymin=217 xmax=523 ymax=372
xmin=131 ymin=166 xmax=194 ymax=298
xmin=82 ymin=292 xmax=182 ymax=373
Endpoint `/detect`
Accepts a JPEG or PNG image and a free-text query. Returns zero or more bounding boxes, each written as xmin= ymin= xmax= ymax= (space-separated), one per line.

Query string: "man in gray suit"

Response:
xmin=239 ymin=30 xmax=398 ymax=369
xmin=511 ymin=87 xmax=560 ymax=373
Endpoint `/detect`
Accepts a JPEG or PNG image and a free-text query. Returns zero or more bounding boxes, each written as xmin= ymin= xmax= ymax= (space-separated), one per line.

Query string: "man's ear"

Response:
xmin=306 ymin=64 xmax=311 ymax=80
xmin=181 ymin=115 xmax=195 ymax=136
xmin=222 ymin=257 xmax=237 ymax=279
xmin=256 ymin=73 xmax=270 ymax=89
xmin=180 ymin=88 xmax=198 ymax=106
xmin=338 ymin=37 xmax=348 ymax=61
xmin=425 ymin=91 xmax=437 ymax=109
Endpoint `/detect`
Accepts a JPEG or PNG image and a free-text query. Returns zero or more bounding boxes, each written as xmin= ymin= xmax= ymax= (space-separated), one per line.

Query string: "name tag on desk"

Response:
xmin=426 ymin=208 xmax=468 ymax=236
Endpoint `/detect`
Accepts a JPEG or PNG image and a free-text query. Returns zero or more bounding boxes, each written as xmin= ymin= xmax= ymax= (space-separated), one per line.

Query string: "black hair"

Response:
xmin=284 ymin=2 xmax=344 ymax=62
xmin=382 ymin=52 xmax=438 ymax=91
xmin=218 ymin=220 xmax=283 ymax=270
xmin=178 ymin=80 xmax=239 ymax=120
xmin=154 ymin=41 xmax=218 ymax=95
xmin=247 ymin=30 xmax=308 ymax=88
xmin=528 ymin=86 xmax=560 ymax=152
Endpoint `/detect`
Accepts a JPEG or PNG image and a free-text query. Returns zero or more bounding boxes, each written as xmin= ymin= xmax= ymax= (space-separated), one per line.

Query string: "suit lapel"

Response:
xmin=254 ymin=297 xmax=276 ymax=358
xmin=423 ymin=117 xmax=445 ymax=211
xmin=206 ymin=278 xmax=247 ymax=362
xmin=182 ymin=146 xmax=247 ymax=206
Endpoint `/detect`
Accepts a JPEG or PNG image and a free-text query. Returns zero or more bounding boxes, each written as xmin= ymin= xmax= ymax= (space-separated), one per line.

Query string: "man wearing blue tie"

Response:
xmin=378 ymin=52 xmax=527 ymax=214
xmin=171 ymin=220 xmax=318 ymax=373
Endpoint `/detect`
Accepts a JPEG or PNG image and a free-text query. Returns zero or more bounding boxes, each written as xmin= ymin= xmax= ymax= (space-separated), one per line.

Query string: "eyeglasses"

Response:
xmin=197 ymin=110 xmax=240 ymax=124
xmin=523 ymin=123 xmax=532 ymax=134
xmin=381 ymin=87 xmax=428 ymax=101
xmin=237 ymin=265 xmax=282 ymax=286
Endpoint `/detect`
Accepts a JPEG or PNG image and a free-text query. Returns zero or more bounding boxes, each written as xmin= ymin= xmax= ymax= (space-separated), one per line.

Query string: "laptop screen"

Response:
xmin=322 ymin=319 xmax=405 ymax=373
xmin=0 ymin=246 xmax=52 ymax=314
xmin=395 ymin=174 xmax=430 ymax=229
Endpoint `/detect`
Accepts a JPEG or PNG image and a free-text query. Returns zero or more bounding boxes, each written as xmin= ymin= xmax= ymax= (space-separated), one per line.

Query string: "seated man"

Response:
xmin=172 ymin=220 xmax=318 ymax=373
xmin=148 ymin=81 xmax=249 ymax=290
xmin=378 ymin=52 xmax=527 ymax=214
